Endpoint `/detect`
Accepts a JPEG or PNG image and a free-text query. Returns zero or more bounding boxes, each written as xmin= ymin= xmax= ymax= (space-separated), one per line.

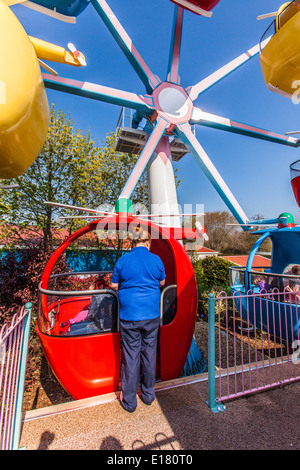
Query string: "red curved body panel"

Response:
xmin=36 ymin=325 xmax=120 ymax=400
xmin=155 ymin=239 xmax=197 ymax=381
xmin=37 ymin=215 xmax=197 ymax=399
xmin=291 ymin=175 xmax=300 ymax=207
xmin=170 ymin=0 xmax=221 ymax=15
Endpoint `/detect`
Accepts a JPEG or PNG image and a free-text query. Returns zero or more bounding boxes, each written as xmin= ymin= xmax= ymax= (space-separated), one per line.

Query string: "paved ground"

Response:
xmin=19 ymin=378 xmax=300 ymax=451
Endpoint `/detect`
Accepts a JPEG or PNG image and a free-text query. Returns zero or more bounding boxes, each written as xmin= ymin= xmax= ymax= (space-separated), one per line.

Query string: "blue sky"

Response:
xmin=11 ymin=0 xmax=300 ymax=223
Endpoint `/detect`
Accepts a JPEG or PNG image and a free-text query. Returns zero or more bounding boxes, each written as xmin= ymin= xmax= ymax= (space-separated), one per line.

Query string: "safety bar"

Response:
xmin=46 ymin=271 xmax=112 ymax=289
xmin=47 ymin=270 xmax=112 ymax=280
xmin=230 ymin=266 xmax=300 ymax=279
xmin=229 ymin=266 xmax=300 ymax=292
xmin=38 ymin=281 xmax=118 ymax=298
xmin=249 ymin=270 xmax=300 ymax=279
xmin=39 ymin=281 xmax=177 ymax=331
xmin=38 ymin=283 xmax=120 ymax=332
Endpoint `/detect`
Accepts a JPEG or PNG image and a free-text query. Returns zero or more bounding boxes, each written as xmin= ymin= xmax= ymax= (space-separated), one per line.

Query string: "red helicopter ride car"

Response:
xmin=37 ymin=198 xmax=206 ymax=400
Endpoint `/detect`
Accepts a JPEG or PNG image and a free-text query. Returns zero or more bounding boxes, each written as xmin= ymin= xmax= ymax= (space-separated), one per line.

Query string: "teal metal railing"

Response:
xmin=0 ymin=302 xmax=32 ymax=450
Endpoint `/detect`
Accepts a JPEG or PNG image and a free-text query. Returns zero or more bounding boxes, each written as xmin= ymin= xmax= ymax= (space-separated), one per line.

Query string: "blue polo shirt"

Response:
xmin=111 ymin=246 xmax=166 ymax=321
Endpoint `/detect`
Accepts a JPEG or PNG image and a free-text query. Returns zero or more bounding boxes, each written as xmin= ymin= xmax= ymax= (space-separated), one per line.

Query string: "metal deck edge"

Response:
xmin=22 ymin=354 xmax=297 ymax=422
xmin=22 ymin=372 xmax=209 ymax=422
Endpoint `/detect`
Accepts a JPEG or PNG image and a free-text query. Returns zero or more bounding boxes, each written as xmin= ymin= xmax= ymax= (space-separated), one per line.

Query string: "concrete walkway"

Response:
xmin=19 ymin=376 xmax=300 ymax=451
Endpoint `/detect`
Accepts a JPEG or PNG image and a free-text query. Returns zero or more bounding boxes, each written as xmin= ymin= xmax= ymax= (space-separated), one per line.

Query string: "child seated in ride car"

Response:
xmin=286 ymin=280 xmax=300 ymax=301
xmin=253 ymin=275 xmax=271 ymax=291
xmin=285 ymin=266 xmax=300 ymax=302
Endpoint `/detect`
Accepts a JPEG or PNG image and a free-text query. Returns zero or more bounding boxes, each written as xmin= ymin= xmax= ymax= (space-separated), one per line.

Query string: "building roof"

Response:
xmin=222 ymin=254 xmax=271 ymax=268
xmin=196 ymin=247 xmax=218 ymax=254
xmin=183 ymin=245 xmax=219 ymax=254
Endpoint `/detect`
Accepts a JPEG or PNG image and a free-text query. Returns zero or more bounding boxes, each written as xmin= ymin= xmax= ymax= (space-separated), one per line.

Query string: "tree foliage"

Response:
xmin=0 ymin=243 xmax=68 ymax=326
xmin=204 ymin=210 xmax=272 ymax=254
xmin=194 ymin=255 xmax=233 ymax=293
xmin=193 ymin=256 xmax=235 ymax=320
xmin=0 ymin=105 xmax=149 ymax=249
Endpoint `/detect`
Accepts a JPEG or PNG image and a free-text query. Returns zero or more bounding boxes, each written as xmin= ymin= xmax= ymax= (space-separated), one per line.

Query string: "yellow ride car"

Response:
xmin=0 ymin=0 xmax=86 ymax=178
xmin=260 ymin=1 xmax=300 ymax=99
xmin=0 ymin=0 xmax=49 ymax=178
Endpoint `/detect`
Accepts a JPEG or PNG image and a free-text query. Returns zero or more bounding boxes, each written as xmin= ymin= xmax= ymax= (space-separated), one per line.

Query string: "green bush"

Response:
xmin=193 ymin=256 xmax=235 ymax=320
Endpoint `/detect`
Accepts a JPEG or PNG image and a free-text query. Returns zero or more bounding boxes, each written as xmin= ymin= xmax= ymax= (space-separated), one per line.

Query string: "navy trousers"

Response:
xmin=120 ymin=317 xmax=160 ymax=412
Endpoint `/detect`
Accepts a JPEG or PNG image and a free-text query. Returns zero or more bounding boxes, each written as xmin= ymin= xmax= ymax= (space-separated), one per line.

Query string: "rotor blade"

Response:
xmin=42 ymin=73 xmax=153 ymax=113
xmin=139 ymin=212 xmax=205 ymax=218
xmin=167 ymin=5 xmax=184 ymax=85
xmin=186 ymin=40 xmax=270 ymax=101
xmin=38 ymin=59 xmax=58 ymax=76
xmin=44 ymin=201 xmax=115 ymax=216
xmin=67 ymin=43 xmax=86 ymax=66
xmin=0 ymin=184 xmax=19 ymax=189
xmin=90 ymin=0 xmax=161 ymax=94
xmin=190 ymin=108 xmax=300 ymax=147
xmin=21 ymin=1 xmax=76 ymax=23
xmin=226 ymin=223 xmax=276 ymax=227
xmin=226 ymin=223 xmax=253 ymax=226
xmin=226 ymin=216 xmax=281 ymax=226
xmin=286 ymin=131 xmax=300 ymax=135
xmin=175 ymin=122 xmax=250 ymax=227
xmin=257 ymin=12 xmax=277 ymax=20
xmin=60 ymin=213 xmax=205 ymax=219
xmin=195 ymin=221 xmax=209 ymax=241
xmin=58 ymin=215 xmax=109 ymax=220
xmin=119 ymin=117 xmax=169 ymax=200
xmin=248 ymin=218 xmax=283 ymax=225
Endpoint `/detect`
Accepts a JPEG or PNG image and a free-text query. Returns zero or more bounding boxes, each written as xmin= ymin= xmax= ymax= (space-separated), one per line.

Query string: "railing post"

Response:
xmin=12 ymin=302 xmax=32 ymax=450
xmin=207 ymin=293 xmax=226 ymax=413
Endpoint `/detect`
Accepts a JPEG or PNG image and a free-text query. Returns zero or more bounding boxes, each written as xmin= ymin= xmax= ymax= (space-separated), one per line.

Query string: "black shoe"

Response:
xmin=140 ymin=396 xmax=154 ymax=406
xmin=120 ymin=401 xmax=136 ymax=413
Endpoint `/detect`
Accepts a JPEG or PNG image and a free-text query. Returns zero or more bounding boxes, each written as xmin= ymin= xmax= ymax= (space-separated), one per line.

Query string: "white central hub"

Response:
xmin=158 ymin=87 xmax=189 ymax=119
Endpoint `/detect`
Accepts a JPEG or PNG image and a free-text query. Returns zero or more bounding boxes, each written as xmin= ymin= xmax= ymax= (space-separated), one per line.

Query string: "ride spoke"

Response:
xmin=190 ymin=108 xmax=300 ymax=147
xmin=175 ymin=121 xmax=250 ymax=227
xmin=43 ymin=73 xmax=153 ymax=113
xmin=186 ymin=41 xmax=270 ymax=101
xmin=91 ymin=0 xmax=161 ymax=94
xmin=167 ymin=5 xmax=184 ymax=85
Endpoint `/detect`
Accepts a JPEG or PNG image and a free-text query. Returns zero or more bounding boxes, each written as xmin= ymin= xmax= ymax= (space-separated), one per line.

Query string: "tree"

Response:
xmin=194 ymin=255 xmax=233 ymax=293
xmin=203 ymin=210 xmax=272 ymax=255
xmin=193 ymin=255 xmax=234 ymax=320
xmin=204 ymin=210 xmax=240 ymax=253
xmin=0 ymin=242 xmax=68 ymax=325
xmin=0 ymin=106 xmax=95 ymax=247
xmin=0 ymin=105 xmax=149 ymax=249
